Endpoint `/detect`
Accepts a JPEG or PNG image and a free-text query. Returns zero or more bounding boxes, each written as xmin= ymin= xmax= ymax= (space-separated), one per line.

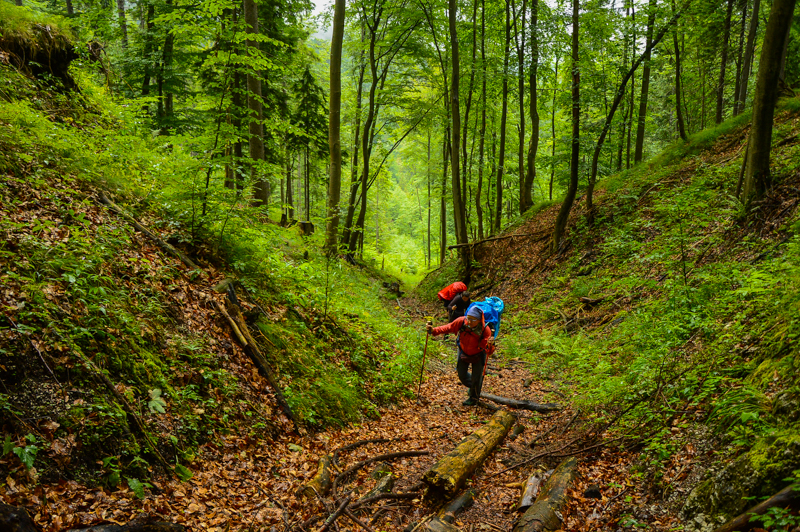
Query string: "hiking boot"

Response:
xmin=462 ymin=398 xmax=477 ymax=406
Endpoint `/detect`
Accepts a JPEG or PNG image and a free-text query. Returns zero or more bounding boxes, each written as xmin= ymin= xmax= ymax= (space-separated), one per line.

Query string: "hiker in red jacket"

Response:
xmin=437 ymin=281 xmax=468 ymax=319
xmin=427 ymin=306 xmax=494 ymax=406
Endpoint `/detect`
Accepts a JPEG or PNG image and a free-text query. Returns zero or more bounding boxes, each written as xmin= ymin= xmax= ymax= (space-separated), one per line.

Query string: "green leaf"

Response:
xmin=148 ymin=388 xmax=167 ymax=413
xmin=127 ymin=477 xmax=146 ymax=499
xmin=174 ymin=463 xmax=193 ymax=481
xmin=3 ymin=435 xmax=13 ymax=456
xmin=288 ymin=443 xmax=303 ymax=452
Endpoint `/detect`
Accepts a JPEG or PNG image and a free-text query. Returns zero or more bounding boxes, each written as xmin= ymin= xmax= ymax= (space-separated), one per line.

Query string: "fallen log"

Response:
xmin=517 ymin=469 xmax=551 ymax=512
xmin=423 ymin=409 xmax=515 ymax=499
xmin=67 ymin=517 xmax=184 ymax=531
xmin=0 ymin=503 xmax=37 ymax=532
xmin=218 ymin=300 xmax=298 ymax=428
xmin=481 ymin=393 xmax=561 ymax=413
xmin=513 ymin=457 xmax=577 ymax=532
xmin=299 ymin=454 xmax=334 ymax=498
xmin=508 ymin=424 xmax=526 ymax=441
xmin=712 ymin=483 xmax=800 ymax=532
xmin=439 ymin=489 xmax=476 ymax=523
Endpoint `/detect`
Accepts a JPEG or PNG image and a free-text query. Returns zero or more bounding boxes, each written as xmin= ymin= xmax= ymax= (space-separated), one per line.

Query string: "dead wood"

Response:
xmin=317 ymin=494 xmax=353 ymax=532
xmin=334 ymin=451 xmax=429 ymax=494
xmin=508 ymin=424 xmax=526 ymax=441
xmin=517 ymin=469 xmax=551 ymax=512
xmin=351 ymin=492 xmax=419 ymax=509
xmin=97 ymin=193 xmax=205 ymax=279
xmin=447 ymin=231 xmax=547 ymax=250
xmin=344 ymin=509 xmax=375 ymax=532
xmin=421 ymin=518 xmax=460 ymax=532
xmin=333 ymin=438 xmax=393 ymax=463
xmin=439 ymin=489 xmax=476 ymax=523
xmin=712 ymin=483 xmax=800 ymax=532
xmin=299 ymin=455 xmax=334 ymax=498
xmin=67 ymin=518 xmax=184 ymax=532
xmin=0 ymin=503 xmax=38 ymax=532
xmin=361 ymin=472 xmax=395 ymax=501
xmin=522 ymin=378 xmax=533 ymax=388
xmin=423 ymin=409 xmax=515 ymax=499
xmin=480 ymin=393 xmax=561 ymax=413
xmin=218 ymin=300 xmax=298 ymax=428
xmin=513 ymin=457 xmax=577 ymax=532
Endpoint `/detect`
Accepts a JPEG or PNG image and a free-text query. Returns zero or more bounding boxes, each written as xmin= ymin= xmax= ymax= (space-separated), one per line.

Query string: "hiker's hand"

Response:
xmin=426 ymin=324 xmax=433 ymax=334
xmin=487 ymin=336 xmax=495 ymax=345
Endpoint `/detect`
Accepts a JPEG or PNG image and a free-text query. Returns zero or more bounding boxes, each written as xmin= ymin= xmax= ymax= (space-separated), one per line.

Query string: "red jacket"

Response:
xmin=437 ymin=282 xmax=467 ymax=302
xmin=431 ymin=316 xmax=493 ymax=360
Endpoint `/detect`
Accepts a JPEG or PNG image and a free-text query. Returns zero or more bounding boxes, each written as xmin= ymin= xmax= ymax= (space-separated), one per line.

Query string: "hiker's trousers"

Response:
xmin=456 ymin=349 xmax=486 ymax=401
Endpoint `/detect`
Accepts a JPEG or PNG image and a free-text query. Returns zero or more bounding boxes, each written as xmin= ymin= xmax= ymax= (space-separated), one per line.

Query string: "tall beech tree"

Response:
xmin=633 ymin=0 xmax=657 ymax=163
xmin=325 ymin=0 xmax=345 ymax=255
xmin=741 ymin=0 xmax=797 ymax=201
xmin=716 ymin=0 xmax=735 ymax=124
xmin=494 ymin=0 xmax=511 ymax=236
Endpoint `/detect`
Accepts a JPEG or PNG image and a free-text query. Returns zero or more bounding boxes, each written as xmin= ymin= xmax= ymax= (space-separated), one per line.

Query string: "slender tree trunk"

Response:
xmin=672 ymin=0 xmax=687 ymax=140
xmin=476 ymin=0 xmax=487 ymax=240
xmin=427 ymin=128 xmax=432 ymax=267
xmin=286 ymin=157 xmax=295 ymax=221
xmin=244 ymin=0 xmax=267 ymax=207
xmin=488 ymin=111 xmax=496 ymax=233
xmin=66 ymin=0 xmax=73 ymax=16
xmin=117 ymin=0 xmax=129 ymax=47
xmin=737 ymin=0 xmax=761 ymax=115
xmin=716 ymin=0 xmax=735 ymax=124
xmin=304 ymin=147 xmax=310 ymax=219
xmin=701 ymin=60 xmax=707 ymax=129
xmin=552 ymin=0 xmax=579 ymax=252
xmin=462 ymin=0 xmax=479 ymax=219
xmin=551 ymin=55 xmax=558 ymax=200
xmin=341 ymin=24 xmax=366 ymax=248
xmin=524 ymin=0 xmax=539 ymax=212
xmin=141 ymin=2 xmax=155 ymax=97
xmin=634 ymin=0 xmax=656 ymax=163
xmin=732 ymin=0 xmax=747 ymax=116
xmin=495 ymin=0 xmax=511 ymax=235
xmin=156 ymin=1 xmax=175 ymax=133
xmin=742 ymin=0 xmax=797 ymax=201
xmin=513 ymin=0 xmax=528 ymax=213
xmin=626 ymin=1 xmax=637 ymax=169
xmin=440 ymin=129 xmax=449 ymax=265
xmin=449 ymin=0 xmax=468 ymax=259
xmin=325 ymin=0 xmax=345 ymax=255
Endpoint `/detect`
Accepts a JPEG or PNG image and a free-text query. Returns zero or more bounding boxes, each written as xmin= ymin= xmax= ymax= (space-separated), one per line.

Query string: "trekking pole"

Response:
xmin=417 ymin=322 xmax=431 ymax=400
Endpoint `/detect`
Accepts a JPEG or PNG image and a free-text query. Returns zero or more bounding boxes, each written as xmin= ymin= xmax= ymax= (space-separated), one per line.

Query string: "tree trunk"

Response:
xmin=552 ymin=0 xmax=579 ymax=252
xmin=737 ymin=0 xmax=760 ymax=116
xmin=244 ymin=0 xmax=267 ymax=207
xmin=514 ymin=0 xmax=528 ymax=214
xmin=523 ymin=0 xmax=539 ymax=213
xmin=462 ymin=0 xmax=479 ymax=225
xmin=449 ymin=0 xmax=468 ymax=265
xmin=716 ymin=0 xmax=735 ymax=124
xmin=141 ymin=2 xmax=155 ymax=97
xmin=477 ymin=0 xmax=487 ymax=239
xmin=712 ymin=483 xmax=800 ymax=532
xmin=440 ymin=129 xmax=450 ymax=265
xmin=517 ymin=468 xmax=549 ymax=512
xmin=340 ymin=23 xmax=366 ymax=249
xmin=626 ymin=1 xmax=637 ymax=169
xmin=428 ymin=128 xmax=432 ymax=267
xmin=742 ymin=0 xmax=797 ymax=202
xmin=65 ymin=0 xmax=73 ymax=16
xmin=634 ymin=0 xmax=656 ymax=163
xmin=156 ymin=1 xmax=175 ymax=134
xmin=732 ymin=0 xmax=747 ymax=116
xmin=550 ymin=55 xmax=558 ymax=199
xmin=117 ymin=0 xmax=128 ymax=47
xmin=513 ymin=458 xmax=577 ymax=532
xmin=298 ymin=455 xmax=334 ymax=498
xmin=495 ymin=0 xmax=511 ymax=235
xmin=325 ymin=0 xmax=345 ymax=255
xmin=673 ymin=0 xmax=687 ymax=140
xmin=423 ymin=409 xmax=515 ymax=499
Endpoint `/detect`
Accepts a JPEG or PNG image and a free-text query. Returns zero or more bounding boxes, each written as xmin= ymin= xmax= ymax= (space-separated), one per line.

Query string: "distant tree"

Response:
xmin=634 ymin=0 xmax=656 ymax=163
xmin=494 ymin=0 xmax=511 ymax=236
xmin=741 ymin=0 xmax=797 ymax=201
xmin=449 ymin=0 xmax=468 ymax=266
xmin=243 ymin=0 xmax=267 ymax=207
xmin=716 ymin=0 xmax=734 ymax=124
xmin=735 ymin=0 xmax=761 ymax=116
xmin=293 ymin=65 xmax=329 ymax=220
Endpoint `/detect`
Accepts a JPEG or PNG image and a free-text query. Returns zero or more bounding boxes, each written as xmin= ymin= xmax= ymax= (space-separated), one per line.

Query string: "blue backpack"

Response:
xmin=466 ymin=297 xmax=504 ymax=339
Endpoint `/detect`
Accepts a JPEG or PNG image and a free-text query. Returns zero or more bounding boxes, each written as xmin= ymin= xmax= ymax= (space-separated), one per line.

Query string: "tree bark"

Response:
xmin=513 ymin=0 xmax=528 ymax=213
xmin=633 ymin=0 xmax=656 ymax=163
xmin=325 ymin=0 xmax=345 ymax=256
xmin=523 ymin=0 xmax=539 ymax=213
xmin=440 ymin=129 xmax=449 ymax=265
xmin=340 ymin=23 xmax=366 ymax=249
xmin=243 ymin=0 xmax=267 ymax=207
xmin=672 ymin=0 xmax=687 ymax=140
xmin=517 ymin=468 xmax=549 ymax=512
xmin=298 ymin=455 xmax=334 ymax=498
xmin=742 ymin=0 xmax=797 ymax=201
xmin=449 ymin=0 xmax=468 ymax=266
xmin=513 ymin=458 xmax=577 ymax=532
xmin=732 ymin=0 xmax=747 ymax=116
xmin=117 ymin=0 xmax=129 ymax=47
xmin=737 ymin=0 xmax=761 ymax=115
xmin=477 ymin=0 xmax=487 ymax=239
xmin=423 ymin=409 xmax=515 ymax=499
xmin=552 ymin=0 xmax=579 ymax=252
xmin=550 ymin=55 xmax=558 ymax=199
xmin=716 ymin=0 xmax=735 ymax=124
xmin=141 ymin=2 xmax=155 ymax=97
xmin=495 ymin=0 xmax=511 ymax=235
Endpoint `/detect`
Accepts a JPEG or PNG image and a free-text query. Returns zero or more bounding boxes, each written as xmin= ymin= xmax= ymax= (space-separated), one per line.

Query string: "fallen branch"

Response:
xmin=344 ymin=509 xmax=375 ymax=532
xmin=298 ymin=455 xmax=334 ymax=499
xmin=480 ymin=393 xmax=561 ymax=413
xmin=517 ymin=469 xmax=550 ymax=512
xmin=97 ymin=193 xmax=206 ymax=279
xmin=447 ymin=231 xmax=547 ymax=250
xmin=316 ymin=494 xmax=353 ymax=532
xmin=334 ymin=451 xmax=429 ymax=494
xmin=333 ymin=438 xmax=393 ymax=463
xmin=351 ymin=492 xmax=419 ymax=510
xmin=712 ymin=483 xmax=800 ymax=532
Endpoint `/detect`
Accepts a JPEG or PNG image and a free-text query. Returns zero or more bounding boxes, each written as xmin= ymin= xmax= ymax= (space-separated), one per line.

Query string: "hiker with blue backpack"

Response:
xmin=426 ymin=306 xmax=496 ymax=406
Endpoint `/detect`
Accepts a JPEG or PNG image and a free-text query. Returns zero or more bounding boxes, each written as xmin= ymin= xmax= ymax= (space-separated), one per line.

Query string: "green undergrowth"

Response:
xmin=505 ymin=96 xmax=800 ymax=495
xmin=0 ymin=15 xmax=426 ymax=489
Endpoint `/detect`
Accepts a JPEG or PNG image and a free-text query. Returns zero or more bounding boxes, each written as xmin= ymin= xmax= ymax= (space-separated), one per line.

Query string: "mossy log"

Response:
xmin=517 ymin=469 xmax=550 ymax=512
xmin=712 ymin=482 xmax=800 ymax=532
xmin=420 ymin=490 xmax=476 ymax=532
xmin=480 ymin=393 xmax=561 ymax=413
xmin=513 ymin=457 xmax=577 ymax=532
xmin=298 ymin=454 xmax=334 ymax=499
xmin=423 ymin=409 xmax=515 ymax=499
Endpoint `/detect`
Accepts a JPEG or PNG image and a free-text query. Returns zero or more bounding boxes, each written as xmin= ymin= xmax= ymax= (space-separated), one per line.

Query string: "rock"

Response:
xmin=584 ymin=484 xmax=602 ymax=499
